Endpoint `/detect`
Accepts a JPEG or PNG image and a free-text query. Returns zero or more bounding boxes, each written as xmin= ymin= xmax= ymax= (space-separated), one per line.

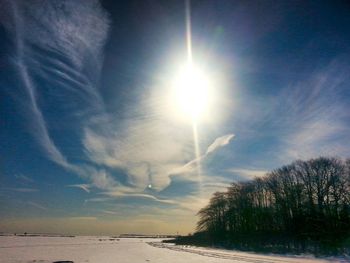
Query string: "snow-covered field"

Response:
xmin=0 ymin=235 xmax=345 ymax=262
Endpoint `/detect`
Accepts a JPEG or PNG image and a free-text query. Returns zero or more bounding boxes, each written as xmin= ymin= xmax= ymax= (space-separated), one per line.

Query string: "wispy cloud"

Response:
xmin=0 ymin=187 xmax=38 ymax=193
xmin=67 ymin=184 xmax=91 ymax=193
xmin=102 ymin=210 xmax=119 ymax=215
xmin=83 ymin=126 xmax=235 ymax=200
xmin=68 ymin=217 xmax=97 ymax=221
xmin=227 ymin=168 xmax=267 ymax=180
xmin=206 ymin=134 xmax=235 ymax=155
xmin=84 ymin=197 xmax=113 ymax=203
xmin=0 ymin=0 xmax=111 ymax=187
xmin=14 ymin=174 xmax=34 ymax=183
xmin=171 ymin=133 xmax=235 ymax=177
xmin=27 ymin=201 xmax=47 ymax=210
xmin=103 ymin=191 xmax=176 ymax=205
xmin=277 ymin=59 xmax=350 ymax=161
xmin=227 ymin=57 xmax=350 ymax=170
xmin=83 ymin=119 xmax=195 ymax=191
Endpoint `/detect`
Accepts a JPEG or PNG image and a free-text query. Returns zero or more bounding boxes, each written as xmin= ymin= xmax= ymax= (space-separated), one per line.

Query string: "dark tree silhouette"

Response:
xmin=172 ymin=157 xmax=350 ymax=255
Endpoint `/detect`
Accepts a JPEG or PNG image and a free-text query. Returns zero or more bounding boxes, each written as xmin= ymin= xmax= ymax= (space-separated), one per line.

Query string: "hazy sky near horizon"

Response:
xmin=1 ymin=0 xmax=350 ymax=235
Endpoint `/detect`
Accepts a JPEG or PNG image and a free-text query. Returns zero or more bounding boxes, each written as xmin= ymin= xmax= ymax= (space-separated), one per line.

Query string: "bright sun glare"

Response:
xmin=172 ymin=63 xmax=211 ymax=122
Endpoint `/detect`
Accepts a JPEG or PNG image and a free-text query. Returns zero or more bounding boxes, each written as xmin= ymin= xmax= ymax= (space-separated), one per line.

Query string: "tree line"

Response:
xmin=174 ymin=157 xmax=350 ymax=255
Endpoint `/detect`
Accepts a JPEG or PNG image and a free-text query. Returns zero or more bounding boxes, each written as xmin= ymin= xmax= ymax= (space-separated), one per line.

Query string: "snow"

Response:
xmin=0 ymin=235 xmax=344 ymax=262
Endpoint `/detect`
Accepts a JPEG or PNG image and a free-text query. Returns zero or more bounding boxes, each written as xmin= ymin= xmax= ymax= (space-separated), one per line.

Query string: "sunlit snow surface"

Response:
xmin=0 ymin=236 xmax=344 ymax=263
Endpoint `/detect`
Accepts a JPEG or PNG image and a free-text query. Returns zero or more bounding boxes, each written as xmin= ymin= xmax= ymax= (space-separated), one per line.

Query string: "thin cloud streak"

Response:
xmin=206 ymin=134 xmax=235 ymax=155
xmin=14 ymin=174 xmax=34 ymax=183
xmin=103 ymin=191 xmax=176 ymax=205
xmin=278 ymin=59 xmax=350 ymax=161
xmin=228 ymin=57 xmax=350 ymax=169
xmin=0 ymin=187 xmax=38 ymax=193
xmin=171 ymin=133 xmax=235 ymax=177
xmin=27 ymin=201 xmax=47 ymax=211
xmin=1 ymin=0 xmax=113 ymax=189
xmin=67 ymin=184 xmax=91 ymax=193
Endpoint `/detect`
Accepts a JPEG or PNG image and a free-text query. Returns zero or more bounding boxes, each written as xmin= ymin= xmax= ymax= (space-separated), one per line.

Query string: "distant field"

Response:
xmin=0 ymin=235 xmax=338 ymax=263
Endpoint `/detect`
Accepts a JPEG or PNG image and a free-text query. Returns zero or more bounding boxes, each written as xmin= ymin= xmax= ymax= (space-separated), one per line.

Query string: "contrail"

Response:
xmin=0 ymin=0 xmax=116 ymax=189
xmin=7 ymin=0 xmax=69 ymax=167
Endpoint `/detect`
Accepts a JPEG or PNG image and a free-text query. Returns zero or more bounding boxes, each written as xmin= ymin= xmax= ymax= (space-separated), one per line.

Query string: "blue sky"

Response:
xmin=1 ymin=0 xmax=350 ymax=235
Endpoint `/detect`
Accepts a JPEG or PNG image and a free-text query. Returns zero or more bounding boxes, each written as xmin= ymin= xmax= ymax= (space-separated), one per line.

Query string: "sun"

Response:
xmin=172 ymin=63 xmax=212 ymax=122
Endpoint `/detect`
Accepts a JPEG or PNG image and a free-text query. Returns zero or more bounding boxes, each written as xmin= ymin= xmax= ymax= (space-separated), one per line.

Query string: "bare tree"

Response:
xmin=194 ymin=157 xmax=350 ymax=254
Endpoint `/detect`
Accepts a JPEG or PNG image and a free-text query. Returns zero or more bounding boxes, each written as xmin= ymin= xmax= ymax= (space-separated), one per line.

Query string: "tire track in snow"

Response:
xmin=147 ymin=242 xmax=329 ymax=263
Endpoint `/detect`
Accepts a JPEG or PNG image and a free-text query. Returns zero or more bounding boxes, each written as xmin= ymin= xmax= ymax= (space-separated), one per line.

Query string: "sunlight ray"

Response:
xmin=185 ymin=0 xmax=202 ymax=189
